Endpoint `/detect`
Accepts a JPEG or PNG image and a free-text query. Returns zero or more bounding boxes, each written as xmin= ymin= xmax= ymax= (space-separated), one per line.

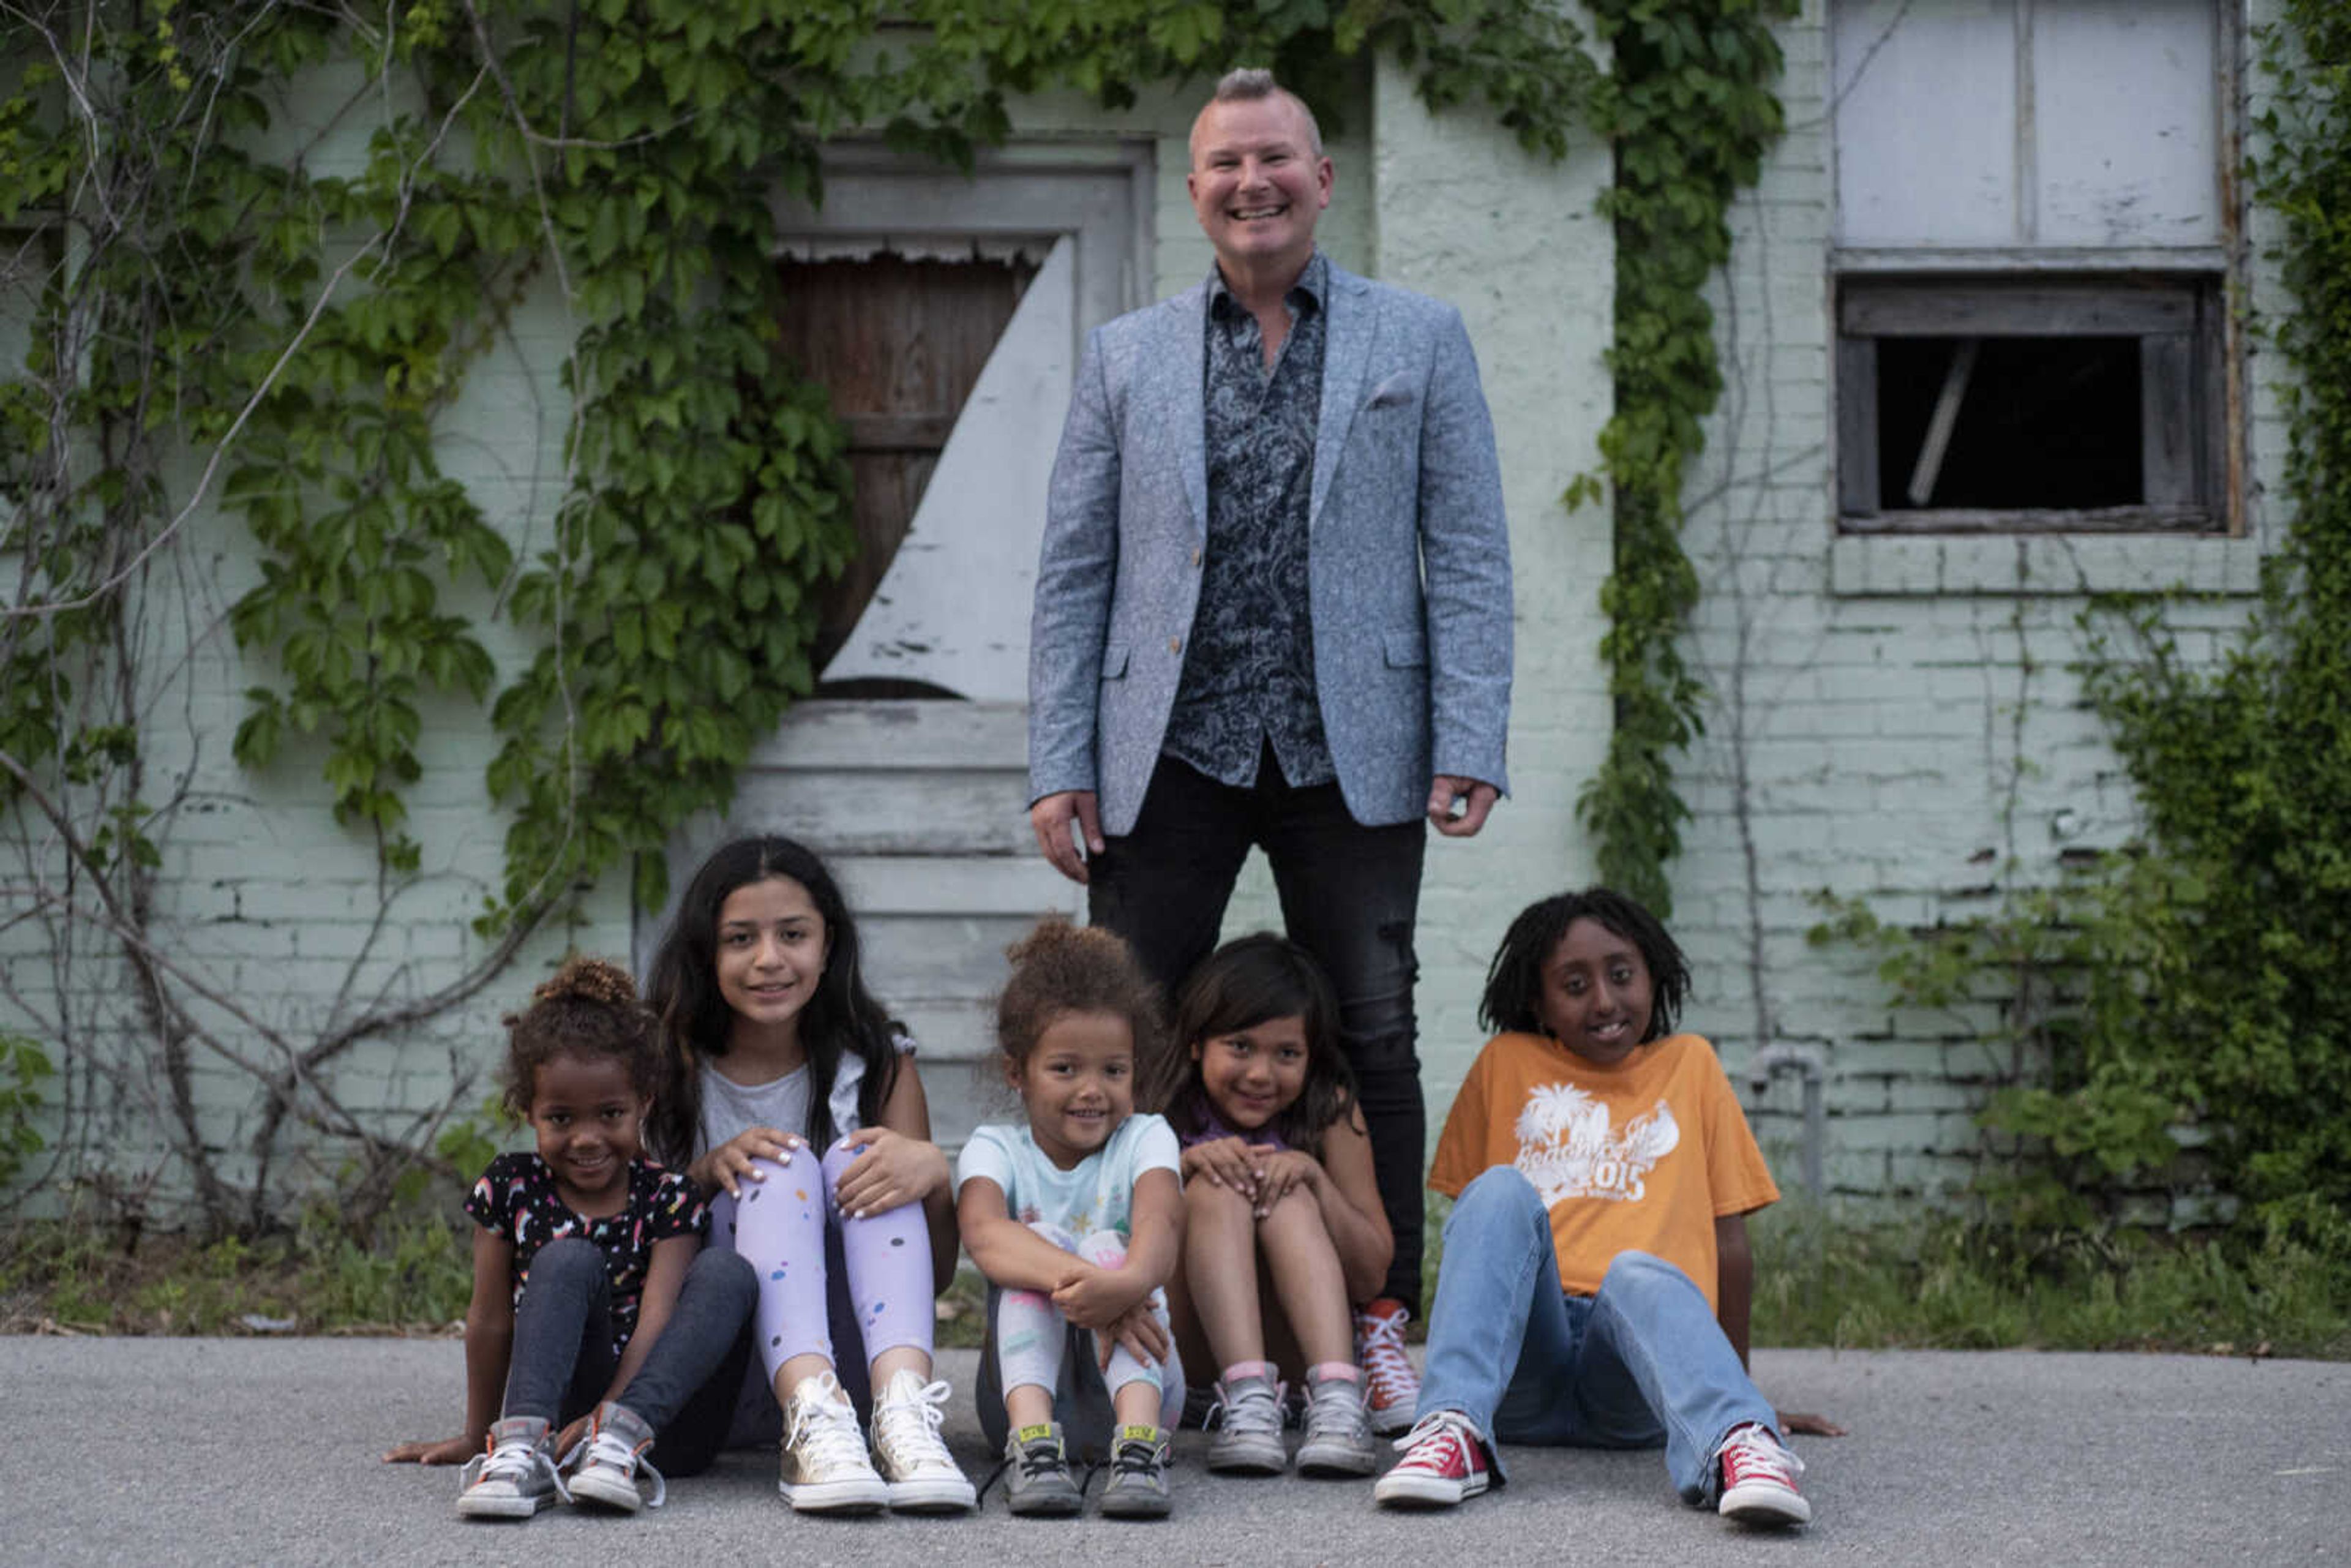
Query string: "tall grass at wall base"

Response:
xmin=1747 ymin=1201 xmax=2351 ymax=1359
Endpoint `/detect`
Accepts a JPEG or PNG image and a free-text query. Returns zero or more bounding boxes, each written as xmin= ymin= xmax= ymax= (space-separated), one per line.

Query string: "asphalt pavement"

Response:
xmin=9 ymin=1337 xmax=2344 ymax=1566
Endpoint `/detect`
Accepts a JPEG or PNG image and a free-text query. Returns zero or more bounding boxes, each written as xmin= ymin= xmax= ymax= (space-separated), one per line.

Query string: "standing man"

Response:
xmin=1026 ymin=69 xmax=1513 ymax=1434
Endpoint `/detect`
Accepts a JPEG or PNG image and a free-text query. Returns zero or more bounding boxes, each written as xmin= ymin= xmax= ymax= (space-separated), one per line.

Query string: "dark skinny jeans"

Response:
xmin=502 ymin=1239 xmax=756 ymax=1476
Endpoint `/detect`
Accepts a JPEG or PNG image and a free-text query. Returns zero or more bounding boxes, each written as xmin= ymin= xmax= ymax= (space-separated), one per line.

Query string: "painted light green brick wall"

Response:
xmin=1670 ymin=0 xmax=2293 ymax=1206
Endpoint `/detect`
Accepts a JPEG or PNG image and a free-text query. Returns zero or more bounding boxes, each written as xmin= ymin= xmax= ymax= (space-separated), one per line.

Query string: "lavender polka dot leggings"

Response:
xmin=706 ymin=1141 xmax=932 ymax=1387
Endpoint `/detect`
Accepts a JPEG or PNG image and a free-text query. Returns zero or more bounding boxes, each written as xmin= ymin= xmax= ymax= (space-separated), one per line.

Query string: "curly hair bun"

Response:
xmin=534 ymin=955 xmax=639 ymax=1009
xmin=1003 ymin=915 xmax=1119 ymax=967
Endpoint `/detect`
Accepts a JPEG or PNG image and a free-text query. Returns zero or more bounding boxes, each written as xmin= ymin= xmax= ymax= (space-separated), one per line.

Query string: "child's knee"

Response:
xmin=1598 ymin=1248 xmax=1695 ymax=1305
xmin=1257 ymin=1184 xmax=1322 ymax=1230
xmin=1452 ymin=1165 xmax=1545 ymax=1229
xmin=818 ymin=1137 xmax=860 ymax=1190
xmin=530 ymin=1236 xmax=605 ymax=1283
xmin=1186 ymin=1179 xmax=1254 ymax=1226
xmin=1024 ymin=1218 xmax=1080 ymax=1254
xmin=1075 ymin=1229 xmax=1128 ymax=1270
xmin=745 ymin=1144 xmax=823 ymax=1193
xmin=689 ymin=1245 xmax=759 ymax=1308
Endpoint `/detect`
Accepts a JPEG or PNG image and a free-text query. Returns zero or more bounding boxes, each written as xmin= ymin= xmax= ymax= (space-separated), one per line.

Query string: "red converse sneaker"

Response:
xmin=1373 ymin=1410 xmax=1490 ymax=1508
xmin=1716 ymin=1423 xmax=1811 ymax=1526
xmin=1353 ymin=1298 xmax=1422 ymax=1436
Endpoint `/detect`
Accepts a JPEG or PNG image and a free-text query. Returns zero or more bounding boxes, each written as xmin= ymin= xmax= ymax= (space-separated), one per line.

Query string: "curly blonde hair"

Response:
xmin=499 ymin=956 xmax=661 ymax=1119
xmin=995 ymin=917 xmax=1164 ymax=1070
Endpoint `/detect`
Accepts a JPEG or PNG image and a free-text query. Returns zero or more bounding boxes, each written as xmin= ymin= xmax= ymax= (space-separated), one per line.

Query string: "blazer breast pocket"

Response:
xmin=1382 ymin=628 xmax=1428 ymax=669
xmin=1363 ymin=372 xmax=1419 ymax=413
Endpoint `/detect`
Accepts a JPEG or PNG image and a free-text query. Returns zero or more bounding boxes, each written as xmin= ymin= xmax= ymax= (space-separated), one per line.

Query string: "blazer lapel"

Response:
xmin=1311 ymin=264 xmax=1374 ymax=531
xmin=1169 ymin=287 xmax=1210 ymax=535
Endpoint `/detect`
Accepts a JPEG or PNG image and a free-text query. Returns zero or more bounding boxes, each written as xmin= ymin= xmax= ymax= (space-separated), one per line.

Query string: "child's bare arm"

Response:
xmin=1714 ymin=1212 xmax=1754 ymax=1368
xmin=1720 ymin=1210 xmax=1847 ymax=1437
xmin=850 ymin=1055 xmax=960 ymax=1292
xmin=597 ymin=1234 xmax=697 ymax=1413
xmin=385 ymin=1229 xmax=512 ymax=1463
xmin=1119 ymin=1165 xmax=1184 ymax=1292
xmin=958 ymin=1176 xmax=1092 ymax=1294
xmin=1307 ymin=1104 xmax=1395 ymax=1302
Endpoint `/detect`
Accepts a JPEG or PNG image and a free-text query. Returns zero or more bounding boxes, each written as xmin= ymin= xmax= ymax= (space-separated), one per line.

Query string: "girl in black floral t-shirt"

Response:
xmin=385 ymin=959 xmax=757 ymax=1521
xmin=463 ymin=1149 xmax=704 ymax=1361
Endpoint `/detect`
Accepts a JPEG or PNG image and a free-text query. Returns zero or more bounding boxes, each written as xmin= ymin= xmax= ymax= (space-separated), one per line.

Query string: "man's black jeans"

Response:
xmin=1088 ymin=751 xmax=1427 ymax=1310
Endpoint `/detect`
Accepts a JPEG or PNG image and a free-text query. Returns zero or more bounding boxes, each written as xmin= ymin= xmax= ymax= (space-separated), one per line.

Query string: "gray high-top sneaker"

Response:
xmin=1098 ymin=1424 xmax=1172 ymax=1519
xmin=567 ymin=1401 xmax=666 ymax=1512
xmin=1001 ymin=1421 xmax=1084 ymax=1517
xmin=1294 ymin=1368 xmax=1378 ymax=1477
xmin=1205 ymin=1371 xmax=1288 ymax=1474
xmin=456 ymin=1416 xmax=568 ymax=1519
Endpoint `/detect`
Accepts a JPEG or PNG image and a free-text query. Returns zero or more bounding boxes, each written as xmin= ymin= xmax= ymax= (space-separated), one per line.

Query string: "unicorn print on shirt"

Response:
xmin=1510 ymin=1081 xmax=1679 ymax=1205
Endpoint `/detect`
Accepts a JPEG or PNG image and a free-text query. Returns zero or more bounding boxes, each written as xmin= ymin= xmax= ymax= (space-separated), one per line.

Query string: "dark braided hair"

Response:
xmin=1478 ymin=888 xmax=1690 ymax=1043
xmin=500 ymin=956 xmax=660 ymax=1120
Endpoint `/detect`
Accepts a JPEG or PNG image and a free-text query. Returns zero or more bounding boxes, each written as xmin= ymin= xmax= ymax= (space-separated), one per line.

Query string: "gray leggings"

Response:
xmin=502 ymin=1239 xmax=757 ymax=1477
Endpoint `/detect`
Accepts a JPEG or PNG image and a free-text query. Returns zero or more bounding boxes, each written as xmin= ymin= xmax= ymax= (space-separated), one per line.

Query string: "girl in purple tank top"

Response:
xmin=1144 ymin=934 xmax=1393 ymax=1480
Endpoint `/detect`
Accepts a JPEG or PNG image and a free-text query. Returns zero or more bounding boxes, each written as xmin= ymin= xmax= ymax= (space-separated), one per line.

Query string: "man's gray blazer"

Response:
xmin=1029 ymin=259 xmax=1513 ymax=837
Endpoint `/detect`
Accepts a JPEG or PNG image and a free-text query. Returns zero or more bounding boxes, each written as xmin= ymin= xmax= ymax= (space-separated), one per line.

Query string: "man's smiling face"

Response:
xmin=1187 ymin=91 xmax=1332 ymax=281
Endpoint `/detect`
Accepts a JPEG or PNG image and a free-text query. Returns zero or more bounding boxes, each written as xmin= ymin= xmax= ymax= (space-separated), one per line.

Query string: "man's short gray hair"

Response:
xmin=1210 ymin=67 xmax=1324 ymax=159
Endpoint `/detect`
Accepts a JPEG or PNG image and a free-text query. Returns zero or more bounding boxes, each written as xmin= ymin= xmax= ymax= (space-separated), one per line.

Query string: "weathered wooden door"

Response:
xmin=640 ymin=155 xmax=1147 ymax=1146
xmin=778 ymin=253 xmax=1035 ymax=684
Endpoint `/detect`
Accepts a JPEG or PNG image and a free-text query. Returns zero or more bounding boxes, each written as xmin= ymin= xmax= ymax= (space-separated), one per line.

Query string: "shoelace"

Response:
xmin=476 ymin=1434 xmax=571 ymax=1502
xmin=1110 ymin=1436 xmax=1164 ymax=1479
xmin=1718 ymin=1424 xmax=1805 ymax=1487
xmin=786 ymin=1392 xmax=872 ymax=1475
xmin=568 ymin=1426 xmax=667 ymax=1509
xmin=1390 ymin=1410 xmax=1476 ymax=1470
xmin=1014 ymin=1435 xmax=1068 ymax=1479
xmin=875 ymin=1378 xmax=955 ymax=1470
xmin=1303 ymin=1378 xmax=1367 ymax=1439
xmin=1207 ymin=1376 xmax=1287 ymax=1436
xmin=1358 ymin=1308 xmax=1417 ymax=1396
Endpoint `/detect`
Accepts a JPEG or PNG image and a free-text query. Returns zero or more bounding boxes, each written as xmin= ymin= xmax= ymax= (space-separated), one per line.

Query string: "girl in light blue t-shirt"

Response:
xmin=956 ymin=919 xmax=1185 ymax=1520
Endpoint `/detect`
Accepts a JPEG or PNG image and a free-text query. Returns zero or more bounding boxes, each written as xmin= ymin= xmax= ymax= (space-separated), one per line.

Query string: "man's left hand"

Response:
xmin=1427 ymin=775 xmax=1499 ymax=837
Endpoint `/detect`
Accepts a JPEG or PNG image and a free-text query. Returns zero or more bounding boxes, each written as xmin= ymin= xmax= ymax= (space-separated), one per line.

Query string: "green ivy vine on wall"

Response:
xmin=1811 ymin=4 xmax=2351 ymax=1256
xmin=1578 ymin=0 xmax=1796 ymax=919
xmin=0 ymin=0 xmax=1787 ymax=1220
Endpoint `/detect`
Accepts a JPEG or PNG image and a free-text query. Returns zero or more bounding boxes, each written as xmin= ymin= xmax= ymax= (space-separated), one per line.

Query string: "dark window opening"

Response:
xmin=1874 ymin=336 xmax=2142 ymax=512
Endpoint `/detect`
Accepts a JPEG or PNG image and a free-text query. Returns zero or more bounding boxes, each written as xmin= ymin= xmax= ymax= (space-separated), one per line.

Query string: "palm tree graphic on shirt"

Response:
xmin=1511 ymin=1082 xmax=1679 ymax=1205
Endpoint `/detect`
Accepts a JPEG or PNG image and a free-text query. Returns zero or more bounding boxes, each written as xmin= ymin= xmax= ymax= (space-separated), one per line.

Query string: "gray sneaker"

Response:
xmin=456 ymin=1416 xmax=568 ymax=1519
xmin=567 ymin=1401 xmax=666 ymax=1512
xmin=1001 ymin=1422 xmax=1083 ymax=1517
xmin=1294 ymin=1370 xmax=1378 ymax=1477
xmin=1098 ymin=1424 xmax=1172 ymax=1519
xmin=1205 ymin=1372 xmax=1288 ymax=1474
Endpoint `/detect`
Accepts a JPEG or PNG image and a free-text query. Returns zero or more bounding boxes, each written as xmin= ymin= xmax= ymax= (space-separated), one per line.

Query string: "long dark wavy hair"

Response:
xmin=642 ymin=835 xmax=899 ymax=1167
xmin=1142 ymin=932 xmax=1356 ymax=1159
xmin=1478 ymin=887 xmax=1692 ymax=1044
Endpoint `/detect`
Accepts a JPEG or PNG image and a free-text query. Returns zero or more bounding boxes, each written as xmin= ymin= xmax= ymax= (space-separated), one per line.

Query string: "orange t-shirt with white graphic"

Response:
xmin=1428 ymin=1032 xmax=1779 ymax=1313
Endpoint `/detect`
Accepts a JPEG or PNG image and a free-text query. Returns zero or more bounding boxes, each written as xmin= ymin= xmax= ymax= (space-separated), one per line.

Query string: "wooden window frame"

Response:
xmin=1835 ymin=272 xmax=2230 ymax=536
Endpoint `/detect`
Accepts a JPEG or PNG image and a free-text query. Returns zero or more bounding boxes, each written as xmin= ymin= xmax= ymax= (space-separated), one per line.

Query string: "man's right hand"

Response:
xmin=1030 ymin=790 xmax=1104 ymax=884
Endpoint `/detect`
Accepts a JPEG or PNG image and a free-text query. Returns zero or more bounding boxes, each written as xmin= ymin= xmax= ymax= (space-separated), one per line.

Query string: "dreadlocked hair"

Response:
xmin=1479 ymin=887 xmax=1690 ymax=1043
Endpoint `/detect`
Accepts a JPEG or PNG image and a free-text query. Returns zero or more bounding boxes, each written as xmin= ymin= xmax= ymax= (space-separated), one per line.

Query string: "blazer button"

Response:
xmin=1190 ymin=548 xmax=1202 ymax=568
xmin=1169 ymin=636 xmax=1182 ymax=654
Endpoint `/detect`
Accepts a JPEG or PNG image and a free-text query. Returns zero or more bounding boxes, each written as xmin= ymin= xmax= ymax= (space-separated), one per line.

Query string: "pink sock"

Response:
xmin=1308 ymin=1361 xmax=1360 ymax=1384
xmin=1220 ymin=1360 xmax=1276 ymax=1385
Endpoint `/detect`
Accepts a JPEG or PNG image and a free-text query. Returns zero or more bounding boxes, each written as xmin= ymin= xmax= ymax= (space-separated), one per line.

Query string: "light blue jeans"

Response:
xmin=1417 ymin=1166 xmax=1775 ymax=1502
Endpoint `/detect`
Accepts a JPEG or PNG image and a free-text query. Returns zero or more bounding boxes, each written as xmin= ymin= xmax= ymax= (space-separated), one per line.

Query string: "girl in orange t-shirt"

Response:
xmin=1373 ymin=888 xmax=1840 ymax=1526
